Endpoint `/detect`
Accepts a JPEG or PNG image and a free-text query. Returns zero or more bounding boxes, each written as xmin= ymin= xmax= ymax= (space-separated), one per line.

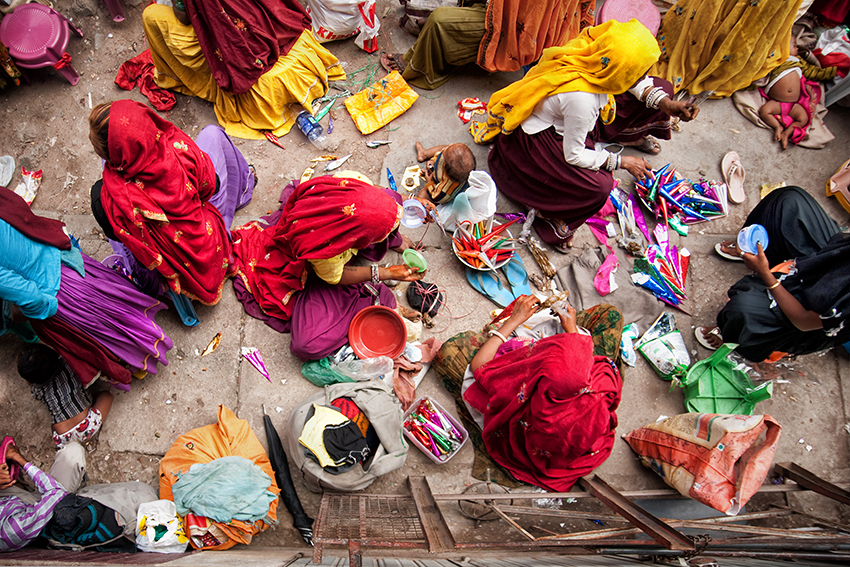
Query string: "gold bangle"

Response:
xmin=766 ymin=280 xmax=781 ymax=291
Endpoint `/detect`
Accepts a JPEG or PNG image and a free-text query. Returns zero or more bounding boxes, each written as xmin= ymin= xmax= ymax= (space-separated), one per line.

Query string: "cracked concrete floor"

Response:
xmin=1 ymin=0 xmax=849 ymax=555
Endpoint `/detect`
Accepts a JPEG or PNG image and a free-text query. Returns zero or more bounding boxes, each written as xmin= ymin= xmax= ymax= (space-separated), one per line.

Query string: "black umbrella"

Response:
xmin=262 ymin=405 xmax=313 ymax=546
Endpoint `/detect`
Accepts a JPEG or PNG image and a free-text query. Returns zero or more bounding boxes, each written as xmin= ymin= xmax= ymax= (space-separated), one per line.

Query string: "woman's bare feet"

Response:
xmin=696 ymin=326 xmax=723 ymax=349
xmin=623 ymin=135 xmax=662 ymax=155
xmin=714 ymin=240 xmax=745 ymax=261
xmin=380 ymin=53 xmax=406 ymax=74
xmin=415 ymin=141 xmax=426 ymax=162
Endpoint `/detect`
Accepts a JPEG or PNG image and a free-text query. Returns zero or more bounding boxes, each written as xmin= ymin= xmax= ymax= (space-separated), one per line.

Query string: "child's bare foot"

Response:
xmin=773 ymin=127 xmax=783 ymax=142
xmin=779 ymin=130 xmax=791 ymax=150
xmin=415 ymin=141 xmax=426 ymax=162
xmin=696 ymin=326 xmax=723 ymax=349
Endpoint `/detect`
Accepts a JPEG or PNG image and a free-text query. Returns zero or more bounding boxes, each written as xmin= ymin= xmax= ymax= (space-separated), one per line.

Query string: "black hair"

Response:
xmin=17 ymin=344 xmax=62 ymax=385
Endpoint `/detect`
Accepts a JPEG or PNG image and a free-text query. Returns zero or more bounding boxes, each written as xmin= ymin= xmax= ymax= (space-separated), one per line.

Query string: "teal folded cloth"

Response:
xmin=172 ymin=456 xmax=276 ymax=523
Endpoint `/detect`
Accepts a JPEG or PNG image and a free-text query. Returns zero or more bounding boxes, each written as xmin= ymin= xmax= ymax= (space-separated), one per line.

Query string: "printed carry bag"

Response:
xmin=345 ymin=71 xmax=419 ymax=134
xmin=624 ymin=413 xmax=781 ymax=515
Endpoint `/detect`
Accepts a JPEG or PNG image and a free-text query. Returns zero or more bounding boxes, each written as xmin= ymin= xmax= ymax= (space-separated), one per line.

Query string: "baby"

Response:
xmin=17 ymin=344 xmax=113 ymax=449
xmin=758 ymin=39 xmax=837 ymax=149
xmin=414 ymin=142 xmax=476 ymax=205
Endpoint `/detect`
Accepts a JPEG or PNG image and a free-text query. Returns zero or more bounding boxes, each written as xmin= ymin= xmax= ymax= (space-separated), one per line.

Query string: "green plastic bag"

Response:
xmin=680 ymin=344 xmax=773 ymax=415
xmin=301 ymin=357 xmax=354 ymax=387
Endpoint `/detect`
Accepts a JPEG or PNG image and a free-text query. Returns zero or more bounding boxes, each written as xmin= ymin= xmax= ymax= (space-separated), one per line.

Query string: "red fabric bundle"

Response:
xmin=114 ymin=49 xmax=176 ymax=111
xmin=184 ymin=0 xmax=311 ymax=94
xmin=231 ymin=176 xmax=402 ymax=321
xmin=464 ymin=333 xmax=622 ymax=491
xmin=101 ymin=100 xmax=234 ymax=305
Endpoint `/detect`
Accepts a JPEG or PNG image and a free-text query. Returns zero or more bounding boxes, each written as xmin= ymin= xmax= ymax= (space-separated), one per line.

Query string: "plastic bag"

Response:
xmin=136 ymin=500 xmax=189 ymax=554
xmin=345 ymin=71 xmax=419 ymax=134
xmin=635 ymin=312 xmax=690 ymax=380
xmin=14 ymin=167 xmax=41 ymax=205
xmin=436 ymin=170 xmax=498 ymax=231
xmin=306 ymin=0 xmax=380 ymax=52
xmin=332 ymin=355 xmax=394 ymax=381
xmin=301 ymin=357 xmax=354 ymax=387
xmin=625 ymin=413 xmax=782 ymax=515
xmin=620 ymin=323 xmax=639 ymax=367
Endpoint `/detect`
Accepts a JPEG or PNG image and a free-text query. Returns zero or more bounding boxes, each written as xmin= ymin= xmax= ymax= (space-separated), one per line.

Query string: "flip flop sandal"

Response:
xmin=714 ymin=242 xmax=744 ymax=262
xmin=1 ymin=436 xmax=21 ymax=484
xmin=826 ymin=158 xmax=850 ymax=213
xmin=501 ymin=255 xmax=531 ymax=299
xmin=722 ymin=151 xmax=746 ymax=204
xmin=695 ymin=326 xmax=722 ymax=350
xmin=466 ymin=268 xmax=514 ymax=308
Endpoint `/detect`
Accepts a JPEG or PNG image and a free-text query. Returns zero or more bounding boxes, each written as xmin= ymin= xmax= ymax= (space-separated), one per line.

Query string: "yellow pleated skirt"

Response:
xmin=143 ymin=4 xmax=346 ymax=139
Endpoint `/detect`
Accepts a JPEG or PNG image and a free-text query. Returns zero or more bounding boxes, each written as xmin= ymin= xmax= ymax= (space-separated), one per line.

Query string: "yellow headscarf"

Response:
xmin=470 ymin=19 xmax=662 ymax=144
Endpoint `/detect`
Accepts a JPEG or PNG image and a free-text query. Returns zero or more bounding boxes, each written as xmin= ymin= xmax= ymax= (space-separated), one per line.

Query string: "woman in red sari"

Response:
xmin=463 ymin=296 xmax=623 ymax=491
xmin=231 ymin=174 xmax=423 ymax=360
xmin=88 ymin=100 xmax=253 ymax=309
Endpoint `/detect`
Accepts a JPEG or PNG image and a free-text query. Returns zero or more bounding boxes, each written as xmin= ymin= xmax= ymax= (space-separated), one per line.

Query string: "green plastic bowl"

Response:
xmin=403 ymin=249 xmax=428 ymax=271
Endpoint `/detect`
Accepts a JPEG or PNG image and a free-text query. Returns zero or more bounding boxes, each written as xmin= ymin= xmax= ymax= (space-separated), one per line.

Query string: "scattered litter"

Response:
xmin=193 ymin=348 xmax=200 ymax=356
xmin=165 ymin=400 xmax=172 ymax=405
xmin=87 ymin=92 xmax=92 ymax=109
xmin=201 ymin=332 xmax=222 ymax=356
xmin=14 ymin=167 xmax=42 ymax=205
xmin=276 ymin=406 xmax=283 ymax=413
xmin=107 ymin=33 xmax=113 ymax=38
xmin=806 ymin=445 xmax=813 ymax=451
xmin=300 ymin=164 xmax=315 ymax=183
xmin=264 ymin=131 xmax=285 ymax=150
xmin=401 ymin=165 xmax=422 ymax=192
xmin=457 ymin=97 xmax=487 ymax=123
xmin=324 ymin=153 xmax=352 ymax=171
xmin=366 ymin=140 xmax=392 ymax=148
xmin=729 ymin=128 xmax=740 ymax=134
xmin=280 ymin=379 xmax=287 ymax=385
xmin=242 ymin=346 xmax=270 ymax=381
xmin=799 ymin=438 xmax=805 ymax=444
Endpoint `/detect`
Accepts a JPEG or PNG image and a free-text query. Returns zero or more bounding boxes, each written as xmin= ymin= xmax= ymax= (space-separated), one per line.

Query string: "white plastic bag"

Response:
xmin=307 ymin=0 xmax=380 ymax=52
xmin=436 ymin=170 xmax=498 ymax=231
xmin=135 ymin=500 xmax=189 ymax=554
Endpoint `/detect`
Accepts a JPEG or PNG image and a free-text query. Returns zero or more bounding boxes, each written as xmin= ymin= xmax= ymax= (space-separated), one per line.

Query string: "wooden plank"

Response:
xmin=407 ymin=476 xmax=456 ymax=553
xmin=579 ymin=476 xmax=695 ymax=552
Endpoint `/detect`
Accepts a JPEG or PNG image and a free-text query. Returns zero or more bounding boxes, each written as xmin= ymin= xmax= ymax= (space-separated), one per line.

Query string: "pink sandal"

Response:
xmin=1 ymin=436 xmax=21 ymax=483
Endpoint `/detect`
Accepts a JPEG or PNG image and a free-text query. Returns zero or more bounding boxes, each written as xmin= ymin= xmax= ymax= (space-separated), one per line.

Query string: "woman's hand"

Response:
xmin=741 ymin=242 xmax=771 ymax=278
xmin=558 ymin=305 xmax=578 ymax=333
xmin=413 ymin=197 xmax=437 ymax=224
xmin=658 ymin=97 xmax=700 ymax=121
xmin=383 ymin=264 xmax=425 ymax=282
xmin=621 ymin=156 xmax=652 ymax=182
xmin=507 ymin=295 xmax=540 ymax=326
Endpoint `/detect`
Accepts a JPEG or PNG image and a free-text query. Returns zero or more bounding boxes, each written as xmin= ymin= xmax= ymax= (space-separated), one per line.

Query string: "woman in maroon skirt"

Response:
xmin=472 ymin=19 xmax=700 ymax=251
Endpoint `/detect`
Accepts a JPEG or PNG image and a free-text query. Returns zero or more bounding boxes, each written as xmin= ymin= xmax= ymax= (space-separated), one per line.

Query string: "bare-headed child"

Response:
xmin=414 ymin=142 xmax=476 ymax=206
xmin=757 ymin=39 xmax=838 ymax=149
xmin=17 ymin=344 xmax=113 ymax=449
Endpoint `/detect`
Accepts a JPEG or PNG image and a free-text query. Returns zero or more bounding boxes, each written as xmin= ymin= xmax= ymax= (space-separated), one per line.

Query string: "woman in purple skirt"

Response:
xmin=0 ymin=187 xmax=172 ymax=389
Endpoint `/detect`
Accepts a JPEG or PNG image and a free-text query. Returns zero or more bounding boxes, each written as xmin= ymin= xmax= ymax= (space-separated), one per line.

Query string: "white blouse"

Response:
xmin=521 ymin=76 xmax=656 ymax=170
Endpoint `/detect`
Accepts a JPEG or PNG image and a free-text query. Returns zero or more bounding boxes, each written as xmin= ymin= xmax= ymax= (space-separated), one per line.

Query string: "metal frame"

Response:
xmin=311 ymin=466 xmax=850 ymax=564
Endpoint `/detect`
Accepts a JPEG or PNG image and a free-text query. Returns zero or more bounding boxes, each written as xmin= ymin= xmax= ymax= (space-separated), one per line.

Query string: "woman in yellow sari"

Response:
xmin=654 ymin=0 xmax=800 ymax=97
xmin=471 ymin=20 xmax=698 ymax=250
xmin=143 ymin=1 xmax=345 ymax=140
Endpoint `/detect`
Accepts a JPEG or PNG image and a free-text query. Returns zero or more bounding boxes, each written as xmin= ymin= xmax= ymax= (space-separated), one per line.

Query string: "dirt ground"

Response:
xmin=1 ymin=0 xmax=849 ymax=557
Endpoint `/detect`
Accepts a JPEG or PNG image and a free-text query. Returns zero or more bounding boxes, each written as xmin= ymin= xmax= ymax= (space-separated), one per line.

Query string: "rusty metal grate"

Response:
xmin=316 ymin=494 xmax=426 ymax=542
